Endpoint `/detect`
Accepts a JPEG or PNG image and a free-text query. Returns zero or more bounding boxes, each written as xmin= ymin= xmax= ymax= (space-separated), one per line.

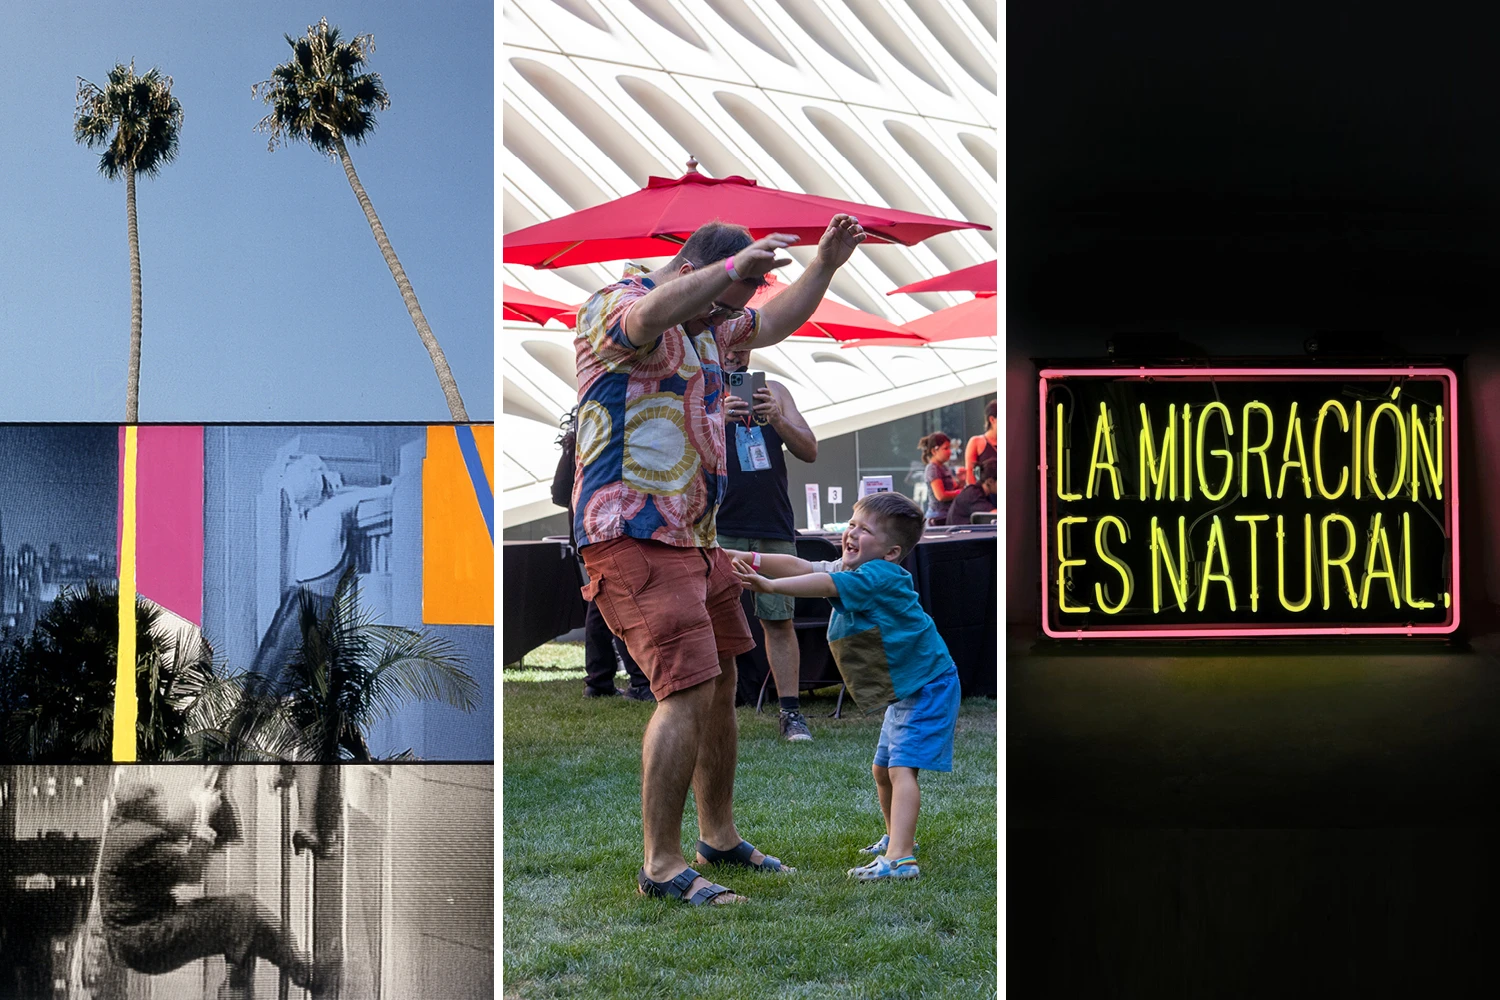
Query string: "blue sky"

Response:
xmin=0 ymin=1 xmax=493 ymax=422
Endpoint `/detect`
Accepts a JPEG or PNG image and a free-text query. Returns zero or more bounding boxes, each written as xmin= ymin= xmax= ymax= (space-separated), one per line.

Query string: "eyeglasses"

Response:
xmin=704 ymin=301 xmax=746 ymax=324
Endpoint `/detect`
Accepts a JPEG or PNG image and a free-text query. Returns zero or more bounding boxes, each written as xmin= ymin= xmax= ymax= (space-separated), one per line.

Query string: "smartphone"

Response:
xmin=727 ymin=370 xmax=766 ymax=407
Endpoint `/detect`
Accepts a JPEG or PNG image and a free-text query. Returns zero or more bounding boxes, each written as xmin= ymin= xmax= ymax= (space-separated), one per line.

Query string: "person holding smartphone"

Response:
xmin=719 ymin=347 xmax=819 ymax=741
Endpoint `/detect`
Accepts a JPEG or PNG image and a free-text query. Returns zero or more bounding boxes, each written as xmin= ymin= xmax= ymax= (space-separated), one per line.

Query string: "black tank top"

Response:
xmin=974 ymin=436 xmax=997 ymax=471
xmin=717 ymin=418 xmax=797 ymax=541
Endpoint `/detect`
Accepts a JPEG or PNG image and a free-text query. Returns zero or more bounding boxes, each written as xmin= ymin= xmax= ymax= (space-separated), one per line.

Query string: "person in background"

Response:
xmin=719 ymin=346 xmax=819 ymax=741
xmin=964 ymin=399 xmax=998 ymax=488
xmin=947 ymin=458 xmax=997 ymax=526
xmin=920 ymin=433 xmax=961 ymax=525
xmin=552 ymin=407 xmax=653 ymax=701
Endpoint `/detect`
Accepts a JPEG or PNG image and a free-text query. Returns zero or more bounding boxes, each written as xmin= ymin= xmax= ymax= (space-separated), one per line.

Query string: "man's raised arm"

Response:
xmin=623 ymin=233 xmax=798 ymax=346
xmin=750 ymin=215 xmax=868 ymax=348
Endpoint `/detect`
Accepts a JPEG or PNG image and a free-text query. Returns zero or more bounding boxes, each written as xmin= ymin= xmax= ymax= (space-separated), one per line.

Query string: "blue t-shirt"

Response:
xmin=826 ymin=558 xmax=956 ymax=712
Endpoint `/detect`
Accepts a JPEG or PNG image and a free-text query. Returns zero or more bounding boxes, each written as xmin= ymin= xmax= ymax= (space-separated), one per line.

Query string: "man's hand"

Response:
xmin=815 ymin=214 xmax=868 ymax=270
xmin=751 ymin=387 xmax=782 ymax=426
xmin=731 ymin=232 xmax=799 ymax=281
xmin=722 ymin=392 xmax=752 ymax=424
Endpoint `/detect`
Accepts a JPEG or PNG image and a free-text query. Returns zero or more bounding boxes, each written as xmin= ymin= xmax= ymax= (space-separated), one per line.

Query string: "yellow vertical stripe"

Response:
xmin=113 ymin=426 xmax=138 ymax=762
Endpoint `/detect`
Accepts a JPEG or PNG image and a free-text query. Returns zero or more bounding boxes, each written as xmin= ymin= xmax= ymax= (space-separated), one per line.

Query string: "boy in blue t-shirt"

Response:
xmin=731 ymin=490 xmax=960 ymax=881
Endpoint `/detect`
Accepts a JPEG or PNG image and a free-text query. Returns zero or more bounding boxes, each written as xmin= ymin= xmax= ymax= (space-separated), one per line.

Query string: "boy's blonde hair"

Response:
xmin=854 ymin=491 xmax=925 ymax=560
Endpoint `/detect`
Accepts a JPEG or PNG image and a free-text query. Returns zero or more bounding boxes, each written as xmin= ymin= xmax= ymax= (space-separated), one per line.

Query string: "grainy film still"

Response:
xmin=0 ymin=763 xmax=493 ymax=999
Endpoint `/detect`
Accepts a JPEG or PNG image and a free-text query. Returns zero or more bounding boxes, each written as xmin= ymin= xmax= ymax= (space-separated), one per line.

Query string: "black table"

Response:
xmin=502 ymin=538 xmax=586 ymax=665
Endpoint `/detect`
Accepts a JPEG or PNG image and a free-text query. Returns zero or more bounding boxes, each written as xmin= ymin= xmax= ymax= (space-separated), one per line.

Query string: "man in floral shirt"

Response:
xmin=574 ymin=214 xmax=867 ymax=905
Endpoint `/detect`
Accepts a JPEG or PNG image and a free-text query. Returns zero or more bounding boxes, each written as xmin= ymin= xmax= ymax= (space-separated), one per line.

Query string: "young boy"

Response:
xmin=731 ymin=490 xmax=961 ymax=881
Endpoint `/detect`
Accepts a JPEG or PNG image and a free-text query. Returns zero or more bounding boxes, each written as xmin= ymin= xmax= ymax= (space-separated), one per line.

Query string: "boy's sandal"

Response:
xmin=848 ymin=855 xmax=920 ymax=881
xmin=695 ymin=838 xmax=795 ymax=873
xmin=637 ymin=866 xmax=739 ymax=905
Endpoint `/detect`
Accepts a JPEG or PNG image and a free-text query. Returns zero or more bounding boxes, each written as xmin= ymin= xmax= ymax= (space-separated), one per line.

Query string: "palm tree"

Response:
xmin=0 ymin=582 xmax=221 ymax=761
xmin=223 ymin=567 xmax=477 ymax=761
xmin=74 ymin=63 xmax=183 ymax=424
xmin=254 ymin=19 xmax=470 ymax=421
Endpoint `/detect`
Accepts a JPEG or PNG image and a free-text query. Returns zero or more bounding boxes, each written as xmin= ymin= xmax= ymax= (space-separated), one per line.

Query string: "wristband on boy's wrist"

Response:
xmin=725 ymin=257 xmax=743 ymax=282
xmin=751 ymin=551 xmax=761 ymax=572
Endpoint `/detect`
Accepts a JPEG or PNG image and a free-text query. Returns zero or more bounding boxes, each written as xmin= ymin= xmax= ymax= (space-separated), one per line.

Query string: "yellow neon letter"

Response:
xmin=1055 ymin=403 xmax=1081 ymax=501
xmin=1182 ymin=404 xmax=1193 ymax=501
xmin=1241 ymin=401 xmax=1274 ymax=499
xmin=1358 ymin=511 xmax=1400 ymax=610
xmin=1196 ymin=401 xmax=1233 ymax=501
xmin=1197 ymin=515 xmax=1237 ymax=612
xmin=1234 ymin=514 xmax=1269 ymax=612
xmin=1275 ymin=401 xmax=1312 ymax=499
xmin=1410 ymin=404 xmax=1443 ymax=501
xmin=1320 ymin=513 xmax=1358 ymax=610
xmin=1150 ymin=515 xmax=1189 ymax=613
xmin=1094 ymin=515 xmax=1133 ymax=614
xmin=1313 ymin=400 xmax=1349 ymax=499
xmin=1353 ymin=400 xmax=1362 ymax=499
xmin=1276 ymin=513 xmax=1313 ymax=612
xmin=1086 ymin=402 xmax=1121 ymax=500
xmin=1056 ymin=516 xmax=1090 ymax=613
xmin=1366 ymin=401 xmax=1407 ymax=500
xmin=1138 ymin=403 xmax=1178 ymax=501
xmin=1401 ymin=512 xmax=1436 ymax=609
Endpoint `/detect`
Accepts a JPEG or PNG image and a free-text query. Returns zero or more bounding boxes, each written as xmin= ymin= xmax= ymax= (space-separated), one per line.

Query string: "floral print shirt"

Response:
xmin=572 ymin=265 xmax=759 ymax=549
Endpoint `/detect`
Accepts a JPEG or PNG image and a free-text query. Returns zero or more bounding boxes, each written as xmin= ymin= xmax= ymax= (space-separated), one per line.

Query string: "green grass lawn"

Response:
xmin=502 ymin=647 xmax=997 ymax=1000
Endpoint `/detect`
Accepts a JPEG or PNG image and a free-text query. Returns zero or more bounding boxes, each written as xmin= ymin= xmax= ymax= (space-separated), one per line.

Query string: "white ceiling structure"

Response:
xmin=502 ymin=0 xmax=999 ymax=526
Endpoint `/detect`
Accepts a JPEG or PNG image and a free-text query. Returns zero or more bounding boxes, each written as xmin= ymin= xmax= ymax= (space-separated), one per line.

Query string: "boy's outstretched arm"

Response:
xmin=726 ymin=550 xmax=819 ymax=578
xmin=734 ymin=563 xmax=838 ymax=598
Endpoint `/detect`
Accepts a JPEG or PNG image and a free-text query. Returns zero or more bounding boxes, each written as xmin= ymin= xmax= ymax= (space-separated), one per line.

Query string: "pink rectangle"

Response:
xmin=1037 ymin=367 xmax=1460 ymax=639
xmin=134 ymin=426 xmax=205 ymax=626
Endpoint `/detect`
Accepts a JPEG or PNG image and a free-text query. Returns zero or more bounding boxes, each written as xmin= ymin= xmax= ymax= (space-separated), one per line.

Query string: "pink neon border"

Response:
xmin=1037 ymin=367 xmax=1460 ymax=639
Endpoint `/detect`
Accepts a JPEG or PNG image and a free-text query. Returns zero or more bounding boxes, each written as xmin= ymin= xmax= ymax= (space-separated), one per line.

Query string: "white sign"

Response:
xmin=859 ymin=476 xmax=894 ymax=497
xmin=827 ymin=486 xmax=843 ymax=504
xmin=804 ymin=483 xmax=821 ymax=530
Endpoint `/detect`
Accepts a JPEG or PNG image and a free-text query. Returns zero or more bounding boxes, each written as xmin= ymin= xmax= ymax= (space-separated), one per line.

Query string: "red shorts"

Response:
xmin=581 ymin=536 xmax=755 ymax=699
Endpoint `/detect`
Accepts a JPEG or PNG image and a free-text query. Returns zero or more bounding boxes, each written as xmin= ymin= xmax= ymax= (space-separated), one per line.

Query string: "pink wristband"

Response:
xmin=751 ymin=551 xmax=762 ymax=572
xmin=725 ymin=256 xmax=742 ymax=282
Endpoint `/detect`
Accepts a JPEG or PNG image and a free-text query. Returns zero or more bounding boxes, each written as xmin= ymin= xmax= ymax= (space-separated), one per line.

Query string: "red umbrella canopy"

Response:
xmin=839 ymin=295 xmax=997 ymax=348
xmin=902 ymin=294 xmax=997 ymax=342
xmin=887 ymin=261 xmax=997 ymax=296
xmin=502 ymin=284 xmax=579 ymax=326
xmin=502 ymin=165 xmax=991 ymax=269
xmin=747 ymin=277 xmax=924 ymax=343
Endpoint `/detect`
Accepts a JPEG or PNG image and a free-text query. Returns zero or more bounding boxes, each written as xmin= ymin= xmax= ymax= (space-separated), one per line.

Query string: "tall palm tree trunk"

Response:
xmin=125 ymin=165 xmax=142 ymax=424
xmin=333 ymin=137 xmax=469 ymax=422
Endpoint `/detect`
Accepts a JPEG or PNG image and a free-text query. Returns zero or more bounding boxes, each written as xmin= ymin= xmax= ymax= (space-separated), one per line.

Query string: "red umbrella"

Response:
xmin=887 ymin=261 xmax=997 ymax=297
xmin=840 ymin=295 xmax=997 ymax=348
xmin=747 ymin=277 xmax=924 ymax=343
xmin=502 ymin=162 xmax=990 ymax=269
xmin=502 ymin=284 xmax=579 ymax=326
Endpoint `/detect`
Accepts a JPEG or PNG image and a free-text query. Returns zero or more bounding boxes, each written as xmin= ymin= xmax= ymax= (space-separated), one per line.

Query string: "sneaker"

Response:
xmin=848 ymin=854 xmax=919 ymax=881
xmin=778 ymin=709 xmax=813 ymax=742
xmin=583 ymin=686 xmax=621 ymax=698
xmin=622 ymin=686 xmax=656 ymax=703
xmin=858 ymin=835 xmax=918 ymax=856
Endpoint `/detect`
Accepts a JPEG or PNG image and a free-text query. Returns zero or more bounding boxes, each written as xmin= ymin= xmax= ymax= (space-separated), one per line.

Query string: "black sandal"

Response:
xmin=637 ymin=866 xmax=739 ymax=905
xmin=695 ymin=839 xmax=795 ymax=873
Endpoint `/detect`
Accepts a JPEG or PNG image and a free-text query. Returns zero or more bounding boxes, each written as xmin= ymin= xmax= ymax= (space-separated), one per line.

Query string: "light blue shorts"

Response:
xmin=872 ymin=665 xmax=961 ymax=772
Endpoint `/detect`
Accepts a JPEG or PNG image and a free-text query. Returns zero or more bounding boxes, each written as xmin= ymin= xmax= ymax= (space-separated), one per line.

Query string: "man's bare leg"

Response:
xmin=641 ymin=674 xmax=743 ymax=901
xmin=690 ymin=656 xmax=781 ymax=868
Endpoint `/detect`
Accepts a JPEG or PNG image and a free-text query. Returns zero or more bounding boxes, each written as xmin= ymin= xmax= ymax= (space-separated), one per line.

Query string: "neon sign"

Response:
xmin=1039 ymin=368 xmax=1459 ymax=638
